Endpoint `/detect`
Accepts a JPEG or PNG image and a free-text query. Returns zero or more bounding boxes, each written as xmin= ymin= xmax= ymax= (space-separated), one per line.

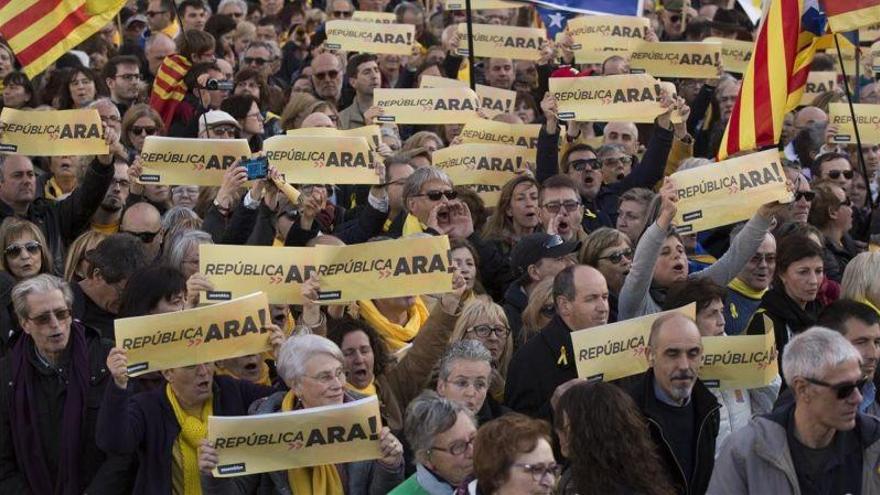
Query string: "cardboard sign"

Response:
xmin=374 ymin=87 xmax=480 ymax=124
xmin=629 ymin=41 xmax=721 ymax=79
xmin=445 ymin=0 xmax=521 ymax=9
xmin=456 ymin=23 xmax=545 ymax=61
xmin=138 ymin=136 xmax=251 ymax=186
xmin=325 ymin=20 xmax=414 ymax=55
xmin=800 ymin=71 xmax=837 ymax=106
xmin=459 ymin=119 xmax=540 ymax=149
xmin=351 ymin=11 xmax=396 ymax=23
xmin=475 ymin=84 xmax=517 ymax=117
xmin=700 ymin=328 xmax=778 ymax=390
xmin=286 ymin=125 xmax=382 ymax=151
xmin=572 ymin=304 xmax=696 ymax=382
xmin=200 ymin=236 xmax=454 ymax=304
xmin=115 ymin=292 xmax=271 ymax=376
xmin=0 ymin=108 xmax=108 ymax=156
xmin=567 ymin=15 xmax=650 ymax=64
xmin=671 ymin=149 xmax=792 ymax=234
xmin=209 ymin=396 xmax=382 ymax=477
xmin=419 ymin=75 xmax=467 ymax=89
xmin=432 ymin=143 xmax=532 ymax=188
xmin=705 ymin=37 xmax=753 ymax=74
xmin=829 ymin=102 xmax=880 ymax=145
xmin=550 ymin=73 xmax=666 ymax=123
xmin=263 ymin=135 xmax=379 ymax=185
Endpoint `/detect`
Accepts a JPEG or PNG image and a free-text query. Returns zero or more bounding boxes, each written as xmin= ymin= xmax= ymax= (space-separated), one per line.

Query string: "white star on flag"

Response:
xmin=548 ymin=12 xmax=565 ymax=28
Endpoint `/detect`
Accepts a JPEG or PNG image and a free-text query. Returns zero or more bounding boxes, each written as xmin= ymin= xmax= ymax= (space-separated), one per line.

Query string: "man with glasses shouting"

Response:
xmin=709 ymin=327 xmax=880 ymax=495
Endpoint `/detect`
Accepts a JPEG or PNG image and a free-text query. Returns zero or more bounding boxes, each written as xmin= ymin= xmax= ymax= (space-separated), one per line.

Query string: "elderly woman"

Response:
xmin=164 ymin=229 xmax=216 ymax=308
xmin=472 ymin=413 xmax=558 ymax=495
xmin=390 ymin=391 xmax=478 ymax=494
xmin=841 ymin=252 xmax=880 ymax=316
xmin=450 ymin=299 xmax=512 ymax=402
xmin=199 ymin=334 xmax=405 ymax=494
xmin=433 ymin=340 xmax=504 ymax=424
xmin=580 ymin=227 xmax=633 ymax=323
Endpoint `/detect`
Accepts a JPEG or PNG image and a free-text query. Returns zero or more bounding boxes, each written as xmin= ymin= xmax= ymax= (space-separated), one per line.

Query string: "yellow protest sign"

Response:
xmin=285 ymin=125 xmax=382 ymax=151
xmin=209 ymin=396 xmax=382 ymax=477
xmin=264 ymin=135 xmax=379 ymax=185
xmin=115 ymin=292 xmax=270 ymax=377
xmin=351 ymin=11 xmax=396 ymax=23
xmin=325 ymin=20 xmax=414 ymax=55
xmin=705 ymin=37 xmax=753 ymax=74
xmin=463 ymin=184 xmax=504 ymax=205
xmin=572 ymin=304 xmax=696 ymax=382
xmin=374 ymin=87 xmax=480 ymax=124
xmin=138 ymin=136 xmax=251 ymax=186
xmin=200 ymin=236 xmax=453 ymax=304
xmin=476 ymin=84 xmax=516 ymax=117
xmin=550 ymin=73 xmax=665 ymax=123
xmin=456 ymin=23 xmax=545 ymax=61
xmin=432 ymin=143 xmax=532 ymax=186
xmin=700 ymin=330 xmax=778 ymax=390
xmin=0 ymin=108 xmax=108 ymax=156
xmin=829 ymin=102 xmax=880 ymax=145
xmin=800 ymin=72 xmax=837 ymax=106
xmin=629 ymin=41 xmax=721 ymax=79
xmin=671 ymin=149 xmax=792 ymax=234
xmin=445 ymin=0 xmax=521 ymax=9
xmin=459 ymin=118 xmax=540 ymax=149
xmin=567 ymin=15 xmax=650 ymax=64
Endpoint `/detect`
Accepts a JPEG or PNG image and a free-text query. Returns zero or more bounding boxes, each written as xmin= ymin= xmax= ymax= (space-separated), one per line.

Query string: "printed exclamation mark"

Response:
xmin=368 ymin=416 xmax=379 ymax=440
xmin=257 ymin=308 xmax=267 ymax=326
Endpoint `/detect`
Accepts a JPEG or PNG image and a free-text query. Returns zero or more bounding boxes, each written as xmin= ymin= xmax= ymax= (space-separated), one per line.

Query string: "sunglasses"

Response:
xmin=794 ymin=191 xmax=816 ymax=202
xmin=27 ymin=308 xmax=72 ymax=325
xmin=145 ymin=10 xmax=167 ymax=17
xmin=314 ymin=70 xmax=340 ymax=81
xmin=599 ymin=248 xmax=633 ymax=264
xmin=209 ymin=126 xmax=238 ymax=137
xmin=244 ymin=57 xmax=270 ymax=66
xmin=5 ymin=240 xmax=41 ymax=257
xmin=827 ymin=170 xmax=854 ymax=180
xmin=333 ymin=10 xmax=353 ymax=17
xmin=805 ymin=377 xmax=868 ymax=400
xmin=122 ymin=230 xmax=159 ymax=243
xmin=414 ymin=190 xmax=457 ymax=201
xmin=130 ymin=125 xmax=158 ymax=136
xmin=570 ymin=158 xmax=601 ymax=172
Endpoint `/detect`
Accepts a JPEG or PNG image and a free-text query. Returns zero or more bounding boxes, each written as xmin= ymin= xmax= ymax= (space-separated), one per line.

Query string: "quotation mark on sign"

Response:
xmin=268 ymin=275 xmax=283 ymax=285
xmin=193 ymin=163 xmax=205 ymax=171
xmin=312 ymin=159 xmax=325 ymax=168
xmin=377 ymin=267 xmax=392 ymax=279
xmin=187 ymin=338 xmax=203 ymax=347
xmin=287 ymin=440 xmax=304 ymax=451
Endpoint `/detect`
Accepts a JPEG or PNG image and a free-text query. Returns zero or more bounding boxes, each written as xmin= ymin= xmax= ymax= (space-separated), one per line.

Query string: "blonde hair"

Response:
xmin=63 ymin=230 xmax=108 ymax=282
xmin=521 ymin=278 xmax=554 ymax=345
xmin=451 ymin=297 xmax=512 ymax=380
xmin=402 ymin=131 xmax=443 ymax=152
xmin=841 ymin=252 xmax=880 ymax=307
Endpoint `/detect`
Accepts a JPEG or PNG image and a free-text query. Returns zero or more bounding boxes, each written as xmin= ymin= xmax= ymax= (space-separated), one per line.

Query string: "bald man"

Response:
xmin=793 ymin=106 xmax=828 ymax=132
xmin=300 ymin=112 xmax=336 ymax=129
xmin=120 ymin=202 xmax=163 ymax=260
xmin=506 ymin=264 xmax=609 ymax=419
xmin=603 ymin=121 xmax=640 ymax=155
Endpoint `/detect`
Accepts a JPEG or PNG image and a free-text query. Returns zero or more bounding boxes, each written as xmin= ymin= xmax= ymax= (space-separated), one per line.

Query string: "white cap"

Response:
xmin=198 ymin=110 xmax=240 ymax=136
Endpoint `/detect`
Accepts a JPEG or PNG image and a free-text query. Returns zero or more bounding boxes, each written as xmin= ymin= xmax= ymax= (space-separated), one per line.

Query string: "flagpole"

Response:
xmin=464 ymin=0 xmax=476 ymax=91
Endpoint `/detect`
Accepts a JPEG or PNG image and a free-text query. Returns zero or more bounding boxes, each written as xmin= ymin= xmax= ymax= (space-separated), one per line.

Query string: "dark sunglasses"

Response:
xmin=27 ymin=308 xmax=72 ymax=325
xmin=570 ymin=158 xmax=601 ymax=172
xmin=599 ymin=248 xmax=634 ymax=264
xmin=130 ymin=125 xmax=158 ymax=136
xmin=244 ymin=57 xmax=270 ymax=66
xmin=805 ymin=377 xmax=868 ymax=400
xmin=314 ymin=70 xmax=340 ymax=81
xmin=794 ymin=191 xmax=815 ymax=202
xmin=122 ymin=230 xmax=160 ymax=243
xmin=333 ymin=10 xmax=353 ymax=17
xmin=827 ymin=170 xmax=854 ymax=180
xmin=209 ymin=126 xmax=238 ymax=137
xmin=5 ymin=240 xmax=41 ymax=257
xmin=414 ymin=190 xmax=457 ymax=201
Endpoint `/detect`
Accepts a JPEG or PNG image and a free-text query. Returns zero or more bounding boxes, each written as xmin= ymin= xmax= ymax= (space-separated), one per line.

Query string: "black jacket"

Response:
xmin=619 ymin=369 xmax=720 ymax=495
xmin=502 ymin=282 xmax=528 ymax=345
xmin=747 ymin=284 xmax=820 ymax=379
xmin=504 ymin=314 xmax=577 ymax=420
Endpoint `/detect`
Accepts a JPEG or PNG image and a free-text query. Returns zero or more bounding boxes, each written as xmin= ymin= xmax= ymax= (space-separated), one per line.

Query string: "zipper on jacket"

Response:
xmin=691 ymin=403 xmax=721 ymax=492
xmin=648 ymin=402 xmax=721 ymax=495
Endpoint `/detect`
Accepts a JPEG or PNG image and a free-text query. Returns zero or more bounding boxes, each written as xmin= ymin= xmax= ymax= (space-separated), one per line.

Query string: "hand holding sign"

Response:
xmin=199 ymin=440 xmax=219 ymax=475
xmin=377 ymin=427 xmax=404 ymax=468
xmin=107 ymin=347 xmax=129 ymax=389
xmin=186 ymin=273 xmax=215 ymax=308
xmin=657 ymin=178 xmax=679 ymax=230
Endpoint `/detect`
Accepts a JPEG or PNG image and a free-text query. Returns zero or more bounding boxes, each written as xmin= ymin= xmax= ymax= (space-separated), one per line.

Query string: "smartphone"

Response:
xmin=242 ymin=156 xmax=268 ymax=180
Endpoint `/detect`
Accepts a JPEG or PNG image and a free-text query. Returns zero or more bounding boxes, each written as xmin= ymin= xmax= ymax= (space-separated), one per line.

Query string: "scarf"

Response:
xmin=402 ymin=214 xmax=425 ymax=236
xmin=762 ymin=284 xmax=819 ymax=335
xmin=215 ymin=361 xmax=272 ymax=386
xmin=358 ymin=297 xmax=429 ymax=351
xmin=345 ymin=379 xmax=377 ymax=396
xmin=860 ymin=298 xmax=880 ymax=317
xmin=728 ymin=277 xmax=768 ymax=300
xmin=9 ymin=322 xmax=89 ymax=495
xmin=281 ymin=391 xmax=345 ymax=495
xmin=166 ymin=384 xmax=212 ymax=495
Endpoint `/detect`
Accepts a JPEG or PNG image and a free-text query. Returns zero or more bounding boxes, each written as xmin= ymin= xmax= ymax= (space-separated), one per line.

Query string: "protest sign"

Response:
xmin=445 ymin=0 xmax=521 ymax=9
xmin=374 ymin=87 xmax=480 ymax=124
xmin=209 ymin=396 xmax=382 ymax=477
xmin=263 ymin=135 xmax=379 ymax=184
xmin=419 ymin=75 xmax=467 ymax=89
xmin=138 ymin=136 xmax=251 ymax=186
xmin=0 ymin=108 xmax=108 ymax=156
xmin=705 ymin=37 xmax=753 ymax=74
xmin=567 ymin=15 xmax=649 ymax=64
xmin=629 ymin=41 xmax=721 ymax=79
xmin=670 ymin=149 xmax=792 ymax=234
xmin=325 ymin=20 xmax=414 ymax=55
xmin=351 ymin=11 xmax=396 ymax=23
xmin=285 ymin=125 xmax=382 ymax=151
xmin=115 ymin=292 xmax=270 ymax=376
xmin=799 ymin=72 xmax=837 ymax=106
xmin=550 ymin=73 xmax=666 ymax=123
xmin=829 ymin=102 xmax=880 ymax=145
xmin=476 ymin=84 xmax=517 ymax=117
xmin=572 ymin=304 xmax=696 ymax=382
xmin=456 ymin=23 xmax=545 ymax=61
xmin=200 ymin=236 xmax=453 ymax=304
xmin=432 ymin=143 xmax=532 ymax=188
xmin=462 ymin=184 xmax=504 ymax=205
xmin=700 ymin=328 xmax=778 ymax=390
xmin=459 ymin=118 xmax=540 ymax=149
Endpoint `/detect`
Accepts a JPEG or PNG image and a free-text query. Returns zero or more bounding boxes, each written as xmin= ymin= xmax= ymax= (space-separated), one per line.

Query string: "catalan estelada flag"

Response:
xmin=822 ymin=0 xmax=880 ymax=33
xmin=0 ymin=0 xmax=126 ymax=79
xmin=150 ymin=54 xmax=192 ymax=130
xmin=718 ymin=0 xmax=826 ymax=160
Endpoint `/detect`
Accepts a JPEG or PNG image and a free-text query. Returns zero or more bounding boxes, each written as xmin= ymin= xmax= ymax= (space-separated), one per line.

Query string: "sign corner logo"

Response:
xmin=557 ymin=112 xmax=575 ymax=120
xmin=217 ymin=463 xmax=247 ymax=475
xmin=139 ymin=174 xmax=160 ymax=183
xmin=0 ymin=144 xmax=17 ymax=153
xmin=127 ymin=362 xmax=149 ymax=373
xmin=682 ymin=211 xmax=703 ymax=222
xmin=206 ymin=291 xmax=232 ymax=301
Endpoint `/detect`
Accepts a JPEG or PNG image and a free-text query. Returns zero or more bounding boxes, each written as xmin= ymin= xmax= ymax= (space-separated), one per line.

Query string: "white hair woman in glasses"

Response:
xmin=199 ymin=334 xmax=405 ymax=494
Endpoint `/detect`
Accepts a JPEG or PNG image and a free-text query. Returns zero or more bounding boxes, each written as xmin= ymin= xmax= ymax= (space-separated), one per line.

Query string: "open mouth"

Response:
xmin=244 ymin=362 xmax=259 ymax=372
xmin=196 ymin=380 xmax=210 ymax=393
xmin=557 ymin=220 xmax=570 ymax=233
xmin=437 ymin=206 xmax=450 ymax=224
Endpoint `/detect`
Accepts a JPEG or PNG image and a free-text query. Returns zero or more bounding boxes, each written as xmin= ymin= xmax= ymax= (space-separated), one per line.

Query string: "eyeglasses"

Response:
xmin=570 ymin=158 xmax=601 ymax=172
xmin=5 ymin=240 xmax=41 ymax=257
xmin=542 ymin=200 xmax=581 ymax=214
xmin=332 ymin=10 xmax=353 ymax=17
xmin=748 ymin=253 xmax=776 ymax=265
xmin=540 ymin=304 xmax=555 ymax=317
xmin=414 ymin=190 xmax=457 ymax=201
xmin=430 ymin=436 xmax=475 ymax=456
xmin=794 ymin=191 xmax=815 ymax=202
xmin=121 ymin=229 xmax=159 ymax=243
xmin=115 ymin=73 xmax=142 ymax=82
xmin=827 ymin=170 xmax=854 ymax=180
xmin=130 ymin=125 xmax=158 ymax=136
xmin=244 ymin=57 xmax=271 ymax=66
xmin=467 ymin=324 xmax=509 ymax=339
xmin=145 ymin=10 xmax=167 ymax=17
xmin=513 ymin=463 xmax=563 ymax=482
xmin=26 ymin=308 xmax=72 ymax=325
xmin=314 ymin=70 xmax=340 ymax=81
xmin=307 ymin=367 xmax=346 ymax=384
xmin=209 ymin=126 xmax=238 ymax=137
xmin=598 ymin=248 xmax=633 ymax=264
xmin=805 ymin=377 xmax=868 ymax=400
xmin=600 ymin=155 xmax=634 ymax=167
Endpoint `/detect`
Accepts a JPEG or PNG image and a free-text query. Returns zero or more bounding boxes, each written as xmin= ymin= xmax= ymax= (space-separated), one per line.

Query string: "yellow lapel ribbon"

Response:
xmin=557 ymin=346 xmax=568 ymax=366
xmin=281 ymin=391 xmax=345 ymax=495
xmin=166 ymin=384 xmax=212 ymax=495
xmin=358 ymin=297 xmax=429 ymax=351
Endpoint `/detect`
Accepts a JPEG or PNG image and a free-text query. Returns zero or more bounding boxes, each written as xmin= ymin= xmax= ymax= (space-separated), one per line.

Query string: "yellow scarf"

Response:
xmin=860 ymin=298 xmax=880 ymax=317
xmin=358 ymin=297 xmax=429 ymax=351
xmin=215 ymin=361 xmax=272 ymax=386
xmin=281 ymin=391 xmax=345 ymax=495
xmin=90 ymin=221 xmax=119 ymax=234
xmin=166 ymin=384 xmax=212 ymax=495
xmin=401 ymin=214 xmax=425 ymax=236
xmin=728 ymin=277 xmax=768 ymax=300
xmin=345 ymin=379 xmax=377 ymax=396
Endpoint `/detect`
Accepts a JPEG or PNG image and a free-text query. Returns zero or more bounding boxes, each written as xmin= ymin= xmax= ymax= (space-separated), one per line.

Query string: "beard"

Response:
xmin=99 ymin=198 xmax=123 ymax=212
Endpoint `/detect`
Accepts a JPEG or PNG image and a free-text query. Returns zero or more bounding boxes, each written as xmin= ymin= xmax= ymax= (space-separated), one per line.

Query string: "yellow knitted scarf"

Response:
xmin=281 ymin=391 xmax=344 ymax=495
xmin=402 ymin=214 xmax=425 ymax=236
xmin=166 ymin=384 xmax=212 ymax=495
xmin=345 ymin=379 xmax=377 ymax=396
xmin=728 ymin=277 xmax=768 ymax=300
xmin=358 ymin=297 xmax=429 ymax=351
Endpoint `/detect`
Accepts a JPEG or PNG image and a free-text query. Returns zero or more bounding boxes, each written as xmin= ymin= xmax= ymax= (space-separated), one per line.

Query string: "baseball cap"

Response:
xmin=510 ymin=233 xmax=581 ymax=276
xmin=124 ymin=14 xmax=148 ymax=29
xmin=198 ymin=110 xmax=240 ymax=135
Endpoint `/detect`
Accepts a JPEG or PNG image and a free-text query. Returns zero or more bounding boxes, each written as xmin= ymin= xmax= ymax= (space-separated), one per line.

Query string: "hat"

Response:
xmin=510 ymin=233 xmax=581 ymax=277
xmin=124 ymin=14 xmax=147 ymax=28
xmin=198 ymin=110 xmax=241 ymax=135
xmin=662 ymin=0 xmax=685 ymax=12
xmin=709 ymin=8 xmax=753 ymax=33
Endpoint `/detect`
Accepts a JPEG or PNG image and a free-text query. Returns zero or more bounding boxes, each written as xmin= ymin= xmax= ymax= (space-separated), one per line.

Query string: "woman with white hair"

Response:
xmin=199 ymin=334 xmax=405 ymax=494
xmin=841 ymin=252 xmax=880 ymax=316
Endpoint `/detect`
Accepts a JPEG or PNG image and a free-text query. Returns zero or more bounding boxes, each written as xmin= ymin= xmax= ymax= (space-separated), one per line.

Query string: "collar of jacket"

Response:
xmin=503 ymin=283 xmax=528 ymax=312
xmin=539 ymin=315 xmax=575 ymax=370
xmin=763 ymin=401 xmax=880 ymax=457
xmin=634 ymin=368 xmax=719 ymax=423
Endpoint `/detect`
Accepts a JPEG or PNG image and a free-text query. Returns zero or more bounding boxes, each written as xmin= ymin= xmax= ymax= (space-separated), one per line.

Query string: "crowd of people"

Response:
xmin=1 ymin=0 xmax=880 ymax=493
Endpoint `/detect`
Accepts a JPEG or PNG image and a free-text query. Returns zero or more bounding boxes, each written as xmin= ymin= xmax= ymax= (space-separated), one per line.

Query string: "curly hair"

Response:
xmin=326 ymin=316 xmax=391 ymax=378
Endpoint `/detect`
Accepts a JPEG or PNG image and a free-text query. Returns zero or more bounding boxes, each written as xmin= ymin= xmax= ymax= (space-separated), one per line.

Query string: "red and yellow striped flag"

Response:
xmin=822 ymin=0 xmax=880 ymax=33
xmin=150 ymin=54 xmax=192 ymax=130
xmin=718 ymin=0 xmax=825 ymax=160
xmin=0 ymin=0 xmax=126 ymax=79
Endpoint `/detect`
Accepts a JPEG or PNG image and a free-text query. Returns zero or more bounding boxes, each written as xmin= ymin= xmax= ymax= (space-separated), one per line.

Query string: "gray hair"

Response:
xmin=437 ymin=340 xmax=492 ymax=382
xmin=86 ymin=97 xmax=121 ymax=118
xmin=841 ymin=252 xmax=880 ymax=304
xmin=161 ymin=206 xmax=200 ymax=233
xmin=276 ymin=334 xmax=343 ymax=385
xmin=677 ymin=157 xmax=713 ymax=172
xmin=164 ymin=228 xmax=212 ymax=271
xmin=596 ymin=143 xmax=627 ymax=157
xmin=394 ymin=0 xmax=424 ymax=20
xmin=325 ymin=0 xmax=354 ymax=14
xmin=404 ymin=390 xmax=475 ymax=465
xmin=401 ymin=166 xmax=452 ymax=211
xmin=217 ymin=0 xmax=247 ymax=13
xmin=12 ymin=274 xmax=74 ymax=321
xmin=782 ymin=326 xmax=861 ymax=388
xmin=241 ymin=40 xmax=281 ymax=62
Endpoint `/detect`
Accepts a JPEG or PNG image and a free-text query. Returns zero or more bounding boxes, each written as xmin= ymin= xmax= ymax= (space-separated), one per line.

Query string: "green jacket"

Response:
xmin=389 ymin=474 xmax=432 ymax=495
